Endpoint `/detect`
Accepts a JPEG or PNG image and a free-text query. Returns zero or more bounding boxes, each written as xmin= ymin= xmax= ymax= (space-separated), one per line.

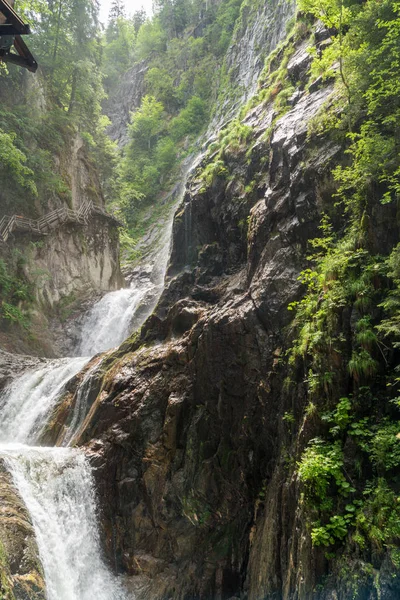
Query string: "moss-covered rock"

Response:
xmin=0 ymin=463 xmax=45 ymax=600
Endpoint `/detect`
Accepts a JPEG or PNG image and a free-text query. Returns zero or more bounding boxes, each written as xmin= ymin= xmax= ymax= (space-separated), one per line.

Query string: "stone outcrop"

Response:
xmin=104 ymin=61 xmax=148 ymax=146
xmin=0 ymin=463 xmax=45 ymax=600
xmin=0 ymin=213 xmax=123 ymax=357
xmin=210 ymin=0 xmax=296 ymax=130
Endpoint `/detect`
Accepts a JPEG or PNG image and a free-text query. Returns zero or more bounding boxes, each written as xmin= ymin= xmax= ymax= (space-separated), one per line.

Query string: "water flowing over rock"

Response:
xmin=0 ymin=358 xmax=89 ymax=445
xmin=2 ymin=0 xmax=398 ymax=597
xmin=2 ymin=447 xmax=127 ymax=600
xmin=0 ymin=290 xmax=139 ymax=598
xmin=0 ymin=351 xmax=128 ymax=600
xmin=76 ymin=159 xmax=195 ymax=358
xmin=77 ymin=287 xmax=151 ymax=356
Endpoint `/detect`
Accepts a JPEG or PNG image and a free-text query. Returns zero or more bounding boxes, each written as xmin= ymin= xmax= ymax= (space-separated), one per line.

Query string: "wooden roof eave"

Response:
xmin=0 ymin=0 xmax=38 ymax=73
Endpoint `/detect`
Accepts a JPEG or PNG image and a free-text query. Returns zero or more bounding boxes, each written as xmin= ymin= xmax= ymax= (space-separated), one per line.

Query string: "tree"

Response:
xmin=145 ymin=67 xmax=177 ymax=110
xmin=132 ymin=8 xmax=147 ymax=34
xmin=153 ymin=0 xmax=189 ymax=38
xmin=135 ymin=19 xmax=166 ymax=59
xmin=109 ymin=0 xmax=125 ymax=21
xmin=128 ymin=95 xmax=165 ymax=151
xmin=103 ymin=17 xmax=136 ymax=88
xmin=169 ymin=95 xmax=207 ymax=140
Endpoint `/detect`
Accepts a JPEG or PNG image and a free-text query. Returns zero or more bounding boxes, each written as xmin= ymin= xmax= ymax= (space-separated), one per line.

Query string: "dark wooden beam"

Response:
xmin=0 ymin=23 xmax=30 ymax=35
xmin=13 ymin=34 xmax=37 ymax=72
xmin=0 ymin=1 xmax=38 ymax=72
xmin=0 ymin=35 xmax=38 ymax=72
xmin=0 ymin=0 xmax=27 ymax=33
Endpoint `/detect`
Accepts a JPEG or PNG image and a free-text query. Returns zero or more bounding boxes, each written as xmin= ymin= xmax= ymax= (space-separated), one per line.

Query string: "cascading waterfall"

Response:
xmin=76 ymin=158 xmax=196 ymax=358
xmin=0 ymin=160 xmax=198 ymax=599
xmin=76 ymin=285 xmax=152 ymax=356
xmin=2 ymin=447 xmax=127 ymax=600
xmin=0 ymin=357 xmax=89 ymax=445
xmin=0 ymin=358 xmax=127 ymax=600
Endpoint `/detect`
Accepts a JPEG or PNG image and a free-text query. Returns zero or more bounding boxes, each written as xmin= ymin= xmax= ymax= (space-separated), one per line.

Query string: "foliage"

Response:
xmin=0 ymin=258 xmax=32 ymax=330
xmin=0 ymin=129 xmax=37 ymax=197
xmin=198 ymin=119 xmax=253 ymax=189
xmin=290 ymin=0 xmax=400 ymax=557
xmin=103 ymin=17 xmax=137 ymax=89
xmin=0 ymin=0 xmax=112 ymax=216
xmin=102 ymin=0 xmax=247 ymax=231
xmin=170 ymin=96 xmax=208 ymax=141
xmin=298 ymin=438 xmax=353 ymax=507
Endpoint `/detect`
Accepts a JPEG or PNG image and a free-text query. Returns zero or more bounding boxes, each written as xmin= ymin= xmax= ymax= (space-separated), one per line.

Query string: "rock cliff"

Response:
xmin=211 ymin=0 xmax=296 ymax=128
xmin=48 ymin=16 xmax=400 ymax=600
xmin=104 ymin=61 xmax=148 ymax=146
xmin=0 ymin=71 xmax=124 ymax=356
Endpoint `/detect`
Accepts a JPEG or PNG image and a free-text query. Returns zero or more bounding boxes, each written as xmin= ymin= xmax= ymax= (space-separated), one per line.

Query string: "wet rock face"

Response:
xmin=226 ymin=0 xmax=296 ymax=95
xmin=211 ymin=0 xmax=296 ymax=129
xmin=67 ymin=45 xmax=350 ymax=599
xmin=104 ymin=61 xmax=147 ymax=147
xmin=0 ymin=463 xmax=45 ymax=600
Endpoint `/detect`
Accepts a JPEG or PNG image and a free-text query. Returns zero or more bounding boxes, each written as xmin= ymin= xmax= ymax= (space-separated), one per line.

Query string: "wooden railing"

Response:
xmin=0 ymin=201 xmax=123 ymax=243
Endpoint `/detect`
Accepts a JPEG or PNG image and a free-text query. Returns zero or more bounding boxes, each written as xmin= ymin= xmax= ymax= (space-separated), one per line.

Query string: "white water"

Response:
xmin=0 ymin=357 xmax=89 ymax=445
xmin=76 ymin=155 xmax=199 ymax=359
xmin=0 ymin=357 xmax=127 ymax=599
xmin=77 ymin=285 xmax=152 ymax=356
xmin=2 ymin=446 xmax=126 ymax=600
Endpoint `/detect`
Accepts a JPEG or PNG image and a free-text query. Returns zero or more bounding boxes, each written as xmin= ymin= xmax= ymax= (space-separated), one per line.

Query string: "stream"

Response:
xmin=0 ymin=172 xmax=191 ymax=599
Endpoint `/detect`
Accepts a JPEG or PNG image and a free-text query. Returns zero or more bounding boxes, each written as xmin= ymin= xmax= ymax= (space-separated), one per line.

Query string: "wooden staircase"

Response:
xmin=0 ymin=201 xmax=123 ymax=243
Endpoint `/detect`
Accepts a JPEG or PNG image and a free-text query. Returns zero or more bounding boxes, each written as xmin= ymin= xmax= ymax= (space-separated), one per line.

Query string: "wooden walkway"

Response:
xmin=0 ymin=201 xmax=123 ymax=243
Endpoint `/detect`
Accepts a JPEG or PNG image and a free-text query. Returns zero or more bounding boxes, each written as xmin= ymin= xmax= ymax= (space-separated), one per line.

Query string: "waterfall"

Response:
xmin=184 ymin=194 xmax=193 ymax=266
xmin=0 ymin=357 xmax=89 ymax=445
xmin=2 ymin=446 xmax=127 ymax=600
xmin=0 ymin=358 xmax=127 ymax=600
xmin=0 ymin=158 xmax=198 ymax=599
xmin=76 ymin=161 xmax=194 ymax=358
xmin=76 ymin=285 xmax=152 ymax=356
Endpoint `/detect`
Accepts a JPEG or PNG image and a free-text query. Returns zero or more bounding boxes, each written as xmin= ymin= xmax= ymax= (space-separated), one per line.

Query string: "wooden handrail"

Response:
xmin=0 ymin=201 xmax=123 ymax=243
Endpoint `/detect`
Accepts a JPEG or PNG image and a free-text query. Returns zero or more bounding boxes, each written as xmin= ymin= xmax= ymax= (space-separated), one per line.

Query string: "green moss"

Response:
xmin=0 ymin=540 xmax=16 ymax=600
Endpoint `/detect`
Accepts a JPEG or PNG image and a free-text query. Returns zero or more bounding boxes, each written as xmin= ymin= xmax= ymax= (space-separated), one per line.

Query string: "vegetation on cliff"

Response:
xmin=0 ymin=0 xmax=119 ymax=339
xmin=285 ymin=0 xmax=400 ymax=569
xmin=0 ymin=0 xmax=400 ymax=597
xmin=0 ymin=0 xmax=109 ymax=216
xmin=102 ymin=0 xmax=246 ymax=231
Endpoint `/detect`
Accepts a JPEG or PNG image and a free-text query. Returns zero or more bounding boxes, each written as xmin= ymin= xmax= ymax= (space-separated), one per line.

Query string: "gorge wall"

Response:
xmin=1 ymin=0 xmax=399 ymax=598
xmin=54 ymin=10 xmax=400 ymax=600
xmin=0 ymin=91 xmax=123 ymax=355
